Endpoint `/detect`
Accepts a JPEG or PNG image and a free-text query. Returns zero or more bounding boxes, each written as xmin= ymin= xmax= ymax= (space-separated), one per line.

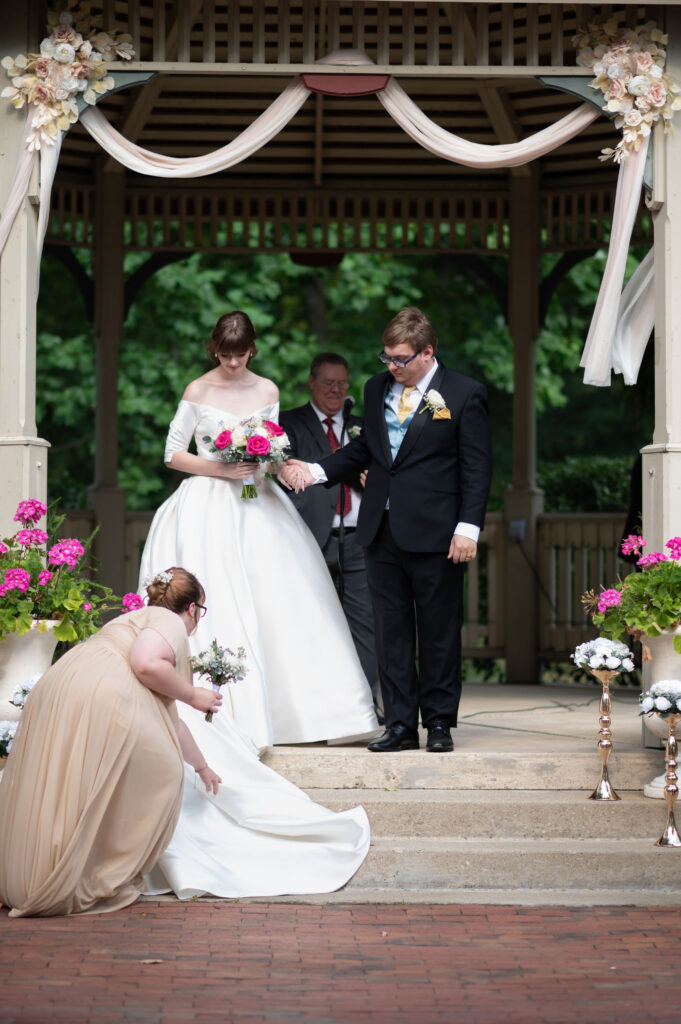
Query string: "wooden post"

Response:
xmin=0 ymin=4 xmax=50 ymax=533
xmin=87 ymin=165 xmax=127 ymax=596
xmin=642 ymin=7 xmax=681 ymax=555
xmin=504 ymin=171 xmax=544 ymax=683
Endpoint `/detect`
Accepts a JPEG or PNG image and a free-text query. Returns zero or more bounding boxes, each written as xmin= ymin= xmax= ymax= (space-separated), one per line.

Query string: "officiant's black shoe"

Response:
xmin=367 ymin=724 xmax=419 ymax=752
xmin=426 ymin=721 xmax=453 ymax=753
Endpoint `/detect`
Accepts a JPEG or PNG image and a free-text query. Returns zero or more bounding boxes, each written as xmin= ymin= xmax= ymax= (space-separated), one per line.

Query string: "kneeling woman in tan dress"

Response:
xmin=0 ymin=568 xmax=221 ymax=918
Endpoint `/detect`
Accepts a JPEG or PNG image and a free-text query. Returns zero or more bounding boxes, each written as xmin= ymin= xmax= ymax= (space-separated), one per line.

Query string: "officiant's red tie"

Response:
xmin=323 ymin=417 xmax=353 ymax=517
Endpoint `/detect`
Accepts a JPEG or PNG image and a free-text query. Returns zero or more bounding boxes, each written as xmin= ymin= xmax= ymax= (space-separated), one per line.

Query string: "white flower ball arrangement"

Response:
xmin=0 ymin=720 xmax=19 ymax=759
xmin=640 ymin=680 xmax=681 ymax=716
xmin=572 ymin=637 xmax=635 ymax=673
xmin=10 ymin=673 xmax=42 ymax=710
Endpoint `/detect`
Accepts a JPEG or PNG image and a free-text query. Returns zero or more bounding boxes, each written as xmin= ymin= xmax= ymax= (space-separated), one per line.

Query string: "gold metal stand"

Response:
xmin=588 ymin=669 xmax=620 ymax=801
xmin=655 ymin=712 xmax=681 ymax=847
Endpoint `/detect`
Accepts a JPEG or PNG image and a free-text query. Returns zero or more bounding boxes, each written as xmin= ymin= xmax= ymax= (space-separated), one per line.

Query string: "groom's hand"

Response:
xmin=448 ymin=535 xmax=477 ymax=563
xmin=284 ymin=459 xmax=315 ymax=492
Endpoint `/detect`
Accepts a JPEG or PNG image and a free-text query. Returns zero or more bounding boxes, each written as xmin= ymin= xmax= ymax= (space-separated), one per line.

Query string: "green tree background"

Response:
xmin=37 ymin=246 xmax=652 ymax=512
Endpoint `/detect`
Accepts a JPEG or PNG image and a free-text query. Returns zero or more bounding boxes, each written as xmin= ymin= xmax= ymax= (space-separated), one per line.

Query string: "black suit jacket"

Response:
xmin=320 ymin=363 xmax=492 ymax=553
xmin=279 ymin=402 xmax=364 ymax=548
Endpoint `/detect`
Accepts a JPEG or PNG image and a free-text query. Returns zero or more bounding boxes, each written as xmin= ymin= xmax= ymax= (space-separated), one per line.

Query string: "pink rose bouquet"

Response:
xmin=0 ymin=498 xmax=120 ymax=644
xmin=203 ymin=414 xmax=291 ymax=500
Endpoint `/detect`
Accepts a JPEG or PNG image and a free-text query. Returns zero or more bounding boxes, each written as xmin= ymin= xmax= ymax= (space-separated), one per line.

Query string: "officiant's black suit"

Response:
xmin=279 ymin=402 xmax=378 ymax=699
xmin=320 ymin=362 xmax=492 ymax=733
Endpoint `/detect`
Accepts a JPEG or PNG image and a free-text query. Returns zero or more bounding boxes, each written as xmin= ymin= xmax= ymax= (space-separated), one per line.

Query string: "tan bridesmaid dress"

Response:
xmin=0 ymin=605 xmax=187 ymax=917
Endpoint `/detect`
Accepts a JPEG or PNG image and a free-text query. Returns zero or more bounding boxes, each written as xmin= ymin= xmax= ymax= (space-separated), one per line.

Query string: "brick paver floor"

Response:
xmin=1 ymin=902 xmax=680 ymax=1024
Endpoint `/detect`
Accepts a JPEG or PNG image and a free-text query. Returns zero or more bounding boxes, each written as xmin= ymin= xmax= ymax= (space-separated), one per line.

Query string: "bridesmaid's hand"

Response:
xmin=197 ymin=765 xmax=222 ymax=794
xmin=190 ymin=686 xmax=223 ymax=715
xmin=219 ymin=462 xmax=257 ymax=480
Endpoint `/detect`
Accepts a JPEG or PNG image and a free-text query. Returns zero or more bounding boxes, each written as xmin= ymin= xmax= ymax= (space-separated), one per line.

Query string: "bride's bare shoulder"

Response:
xmin=250 ymin=373 xmax=279 ymax=404
xmin=182 ymin=373 xmax=215 ymax=403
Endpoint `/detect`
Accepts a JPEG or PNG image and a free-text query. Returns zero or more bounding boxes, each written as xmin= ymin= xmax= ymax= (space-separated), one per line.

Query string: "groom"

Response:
xmin=285 ymin=307 xmax=492 ymax=753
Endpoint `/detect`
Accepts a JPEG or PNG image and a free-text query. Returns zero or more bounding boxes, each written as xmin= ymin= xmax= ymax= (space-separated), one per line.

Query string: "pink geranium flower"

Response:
xmin=15 ymin=529 xmax=49 ymax=548
xmin=48 ymin=539 xmax=84 ymax=569
xmin=3 ymin=568 xmax=31 ymax=593
xmin=263 ymin=420 xmax=285 ymax=437
xmin=83 ymin=602 xmax=92 ymax=611
xmin=637 ymin=552 xmax=668 ymax=569
xmin=38 ymin=570 xmax=53 ymax=586
xmin=598 ymin=588 xmax=622 ymax=614
xmin=14 ymin=499 xmax=47 ymax=526
xmin=0 ymin=542 xmax=7 ymax=555
xmin=665 ymin=537 xmax=681 ymax=561
xmin=214 ymin=429 xmax=232 ymax=450
xmin=621 ymin=534 xmax=645 ymax=557
xmin=246 ymin=435 xmax=270 ymax=456
xmin=122 ymin=593 xmax=144 ymax=612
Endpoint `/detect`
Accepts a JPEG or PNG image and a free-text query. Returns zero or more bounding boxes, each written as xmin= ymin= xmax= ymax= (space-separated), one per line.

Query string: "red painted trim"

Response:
xmin=301 ymin=74 xmax=390 ymax=97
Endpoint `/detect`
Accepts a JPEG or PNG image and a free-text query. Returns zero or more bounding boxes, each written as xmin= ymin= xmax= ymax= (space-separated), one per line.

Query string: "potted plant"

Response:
xmin=0 ymin=498 xmax=119 ymax=714
xmin=583 ymin=534 xmax=681 ymax=653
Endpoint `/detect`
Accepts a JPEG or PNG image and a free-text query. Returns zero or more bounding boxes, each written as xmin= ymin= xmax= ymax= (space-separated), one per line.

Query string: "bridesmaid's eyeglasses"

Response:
xmin=195 ymin=604 xmax=208 ymax=618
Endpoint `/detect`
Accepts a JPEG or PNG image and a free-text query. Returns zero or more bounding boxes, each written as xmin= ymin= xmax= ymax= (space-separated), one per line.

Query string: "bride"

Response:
xmin=139 ymin=311 xmax=378 ymax=751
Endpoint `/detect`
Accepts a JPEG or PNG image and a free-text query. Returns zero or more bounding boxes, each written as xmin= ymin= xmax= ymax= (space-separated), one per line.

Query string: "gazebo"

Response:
xmin=1 ymin=1 xmax=679 ymax=683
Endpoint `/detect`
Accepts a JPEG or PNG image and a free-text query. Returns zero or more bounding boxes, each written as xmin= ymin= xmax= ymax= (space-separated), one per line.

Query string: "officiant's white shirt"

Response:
xmin=308 ymin=358 xmax=479 ymax=543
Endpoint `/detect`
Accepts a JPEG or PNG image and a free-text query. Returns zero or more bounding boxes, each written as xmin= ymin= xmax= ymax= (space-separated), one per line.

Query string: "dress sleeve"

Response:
xmin=164 ymin=401 xmax=199 ymax=463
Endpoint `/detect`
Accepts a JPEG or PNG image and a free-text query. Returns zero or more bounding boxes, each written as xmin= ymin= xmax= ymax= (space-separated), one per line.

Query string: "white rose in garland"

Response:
xmin=573 ymin=17 xmax=681 ymax=163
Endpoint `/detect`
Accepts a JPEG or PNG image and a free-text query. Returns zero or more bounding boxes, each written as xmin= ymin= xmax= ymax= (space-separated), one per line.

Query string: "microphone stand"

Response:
xmin=336 ymin=399 xmax=353 ymax=604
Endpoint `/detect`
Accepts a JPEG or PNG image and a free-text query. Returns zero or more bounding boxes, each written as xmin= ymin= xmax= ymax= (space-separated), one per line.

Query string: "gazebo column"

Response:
xmin=88 ymin=165 xmax=126 ymax=595
xmin=642 ymin=7 xmax=681 ymax=553
xmin=503 ymin=172 xmax=544 ymax=683
xmin=0 ymin=7 xmax=50 ymax=533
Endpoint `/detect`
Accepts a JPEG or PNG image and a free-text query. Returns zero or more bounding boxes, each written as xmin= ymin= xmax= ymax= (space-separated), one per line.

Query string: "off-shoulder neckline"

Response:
xmin=181 ymin=399 xmax=279 ymax=419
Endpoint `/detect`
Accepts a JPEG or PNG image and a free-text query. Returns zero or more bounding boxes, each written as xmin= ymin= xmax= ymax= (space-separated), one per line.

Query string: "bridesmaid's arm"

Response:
xmin=174 ymin=720 xmax=222 ymax=795
xmin=130 ymin=628 xmax=221 ymax=715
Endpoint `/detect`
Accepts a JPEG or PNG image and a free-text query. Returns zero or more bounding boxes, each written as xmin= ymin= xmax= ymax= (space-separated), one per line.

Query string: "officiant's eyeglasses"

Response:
xmin=378 ymin=351 xmax=419 ymax=368
xmin=195 ymin=604 xmax=208 ymax=618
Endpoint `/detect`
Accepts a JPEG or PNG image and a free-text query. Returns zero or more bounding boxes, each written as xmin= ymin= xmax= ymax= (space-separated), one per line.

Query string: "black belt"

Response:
xmin=331 ymin=526 xmax=356 ymax=535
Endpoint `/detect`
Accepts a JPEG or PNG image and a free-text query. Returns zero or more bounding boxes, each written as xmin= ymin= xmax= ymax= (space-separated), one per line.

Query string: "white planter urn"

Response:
xmin=641 ymin=628 xmax=681 ymax=798
xmin=0 ymin=621 xmax=59 ymax=722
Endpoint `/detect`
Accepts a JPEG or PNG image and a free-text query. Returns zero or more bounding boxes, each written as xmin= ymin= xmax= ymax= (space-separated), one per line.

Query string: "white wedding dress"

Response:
xmin=138 ymin=399 xmax=375 ymax=898
xmin=139 ymin=400 xmax=379 ymax=751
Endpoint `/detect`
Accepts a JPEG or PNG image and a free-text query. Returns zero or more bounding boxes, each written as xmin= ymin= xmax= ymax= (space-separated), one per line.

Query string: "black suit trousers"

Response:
xmin=364 ymin=512 xmax=464 ymax=732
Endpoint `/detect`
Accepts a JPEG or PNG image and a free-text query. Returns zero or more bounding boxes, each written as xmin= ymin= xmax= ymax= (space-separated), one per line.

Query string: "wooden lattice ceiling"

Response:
xmin=39 ymin=2 xmax=663 ymax=255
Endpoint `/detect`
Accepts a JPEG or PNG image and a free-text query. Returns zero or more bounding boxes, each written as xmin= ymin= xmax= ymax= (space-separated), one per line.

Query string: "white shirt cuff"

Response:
xmin=454 ymin=522 xmax=480 ymax=543
xmin=309 ymin=462 xmax=327 ymax=484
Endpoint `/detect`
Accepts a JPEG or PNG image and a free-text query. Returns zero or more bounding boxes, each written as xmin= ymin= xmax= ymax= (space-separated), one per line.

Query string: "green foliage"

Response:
xmin=537 ymin=454 xmax=633 ymax=513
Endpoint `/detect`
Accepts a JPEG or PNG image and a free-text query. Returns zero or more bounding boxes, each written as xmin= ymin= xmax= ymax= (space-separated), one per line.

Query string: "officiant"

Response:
xmin=280 ymin=353 xmax=381 ymax=715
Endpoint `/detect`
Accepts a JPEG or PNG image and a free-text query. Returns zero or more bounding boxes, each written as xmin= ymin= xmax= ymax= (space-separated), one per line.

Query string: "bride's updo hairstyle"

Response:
xmin=207 ymin=311 xmax=258 ymax=365
xmin=146 ymin=567 xmax=205 ymax=614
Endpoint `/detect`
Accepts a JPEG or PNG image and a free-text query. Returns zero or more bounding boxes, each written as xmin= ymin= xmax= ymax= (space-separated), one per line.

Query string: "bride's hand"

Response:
xmin=218 ymin=462 xmax=257 ymax=480
xmin=196 ymin=764 xmax=222 ymax=795
xmin=190 ymin=686 xmax=222 ymax=715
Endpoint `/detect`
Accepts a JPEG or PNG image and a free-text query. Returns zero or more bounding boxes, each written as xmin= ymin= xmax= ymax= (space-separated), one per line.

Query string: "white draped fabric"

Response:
xmin=0 ymin=50 xmax=650 ymax=385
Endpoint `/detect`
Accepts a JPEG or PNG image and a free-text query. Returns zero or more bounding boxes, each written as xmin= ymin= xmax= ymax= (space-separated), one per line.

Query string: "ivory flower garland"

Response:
xmin=1 ymin=1 xmax=134 ymax=151
xmin=574 ymin=17 xmax=681 ymax=163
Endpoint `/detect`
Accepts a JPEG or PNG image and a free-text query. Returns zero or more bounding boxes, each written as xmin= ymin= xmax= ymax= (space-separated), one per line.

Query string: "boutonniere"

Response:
xmin=420 ymin=389 xmax=451 ymax=420
xmin=347 ymin=424 xmax=362 ymax=439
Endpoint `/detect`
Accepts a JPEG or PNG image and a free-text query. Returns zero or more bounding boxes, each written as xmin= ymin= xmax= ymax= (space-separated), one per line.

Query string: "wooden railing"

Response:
xmin=62 ymin=508 xmax=629 ymax=662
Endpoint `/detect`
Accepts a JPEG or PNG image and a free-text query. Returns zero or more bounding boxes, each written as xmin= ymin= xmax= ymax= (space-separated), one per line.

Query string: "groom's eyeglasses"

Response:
xmin=195 ymin=604 xmax=208 ymax=619
xmin=378 ymin=351 xmax=420 ymax=369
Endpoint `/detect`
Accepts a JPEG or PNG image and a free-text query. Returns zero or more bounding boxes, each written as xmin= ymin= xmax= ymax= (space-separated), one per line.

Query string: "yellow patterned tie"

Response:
xmin=397 ymin=385 xmax=416 ymax=424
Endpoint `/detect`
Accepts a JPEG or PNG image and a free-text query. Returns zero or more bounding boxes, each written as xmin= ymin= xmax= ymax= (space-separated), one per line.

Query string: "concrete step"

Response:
xmin=266 ymin=747 xmax=663 ymax=791
xmin=351 ymin=837 xmax=680 ymax=892
xmin=305 ymin=789 xmax=669 ymax=839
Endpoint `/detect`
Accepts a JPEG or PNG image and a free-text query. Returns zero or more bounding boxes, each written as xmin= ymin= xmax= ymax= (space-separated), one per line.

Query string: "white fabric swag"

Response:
xmin=0 ymin=49 xmax=652 ymax=386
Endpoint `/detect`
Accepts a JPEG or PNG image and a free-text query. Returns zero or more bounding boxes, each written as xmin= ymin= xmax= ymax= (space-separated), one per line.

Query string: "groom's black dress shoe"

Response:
xmin=426 ymin=721 xmax=454 ymax=753
xmin=367 ymin=724 xmax=419 ymax=752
